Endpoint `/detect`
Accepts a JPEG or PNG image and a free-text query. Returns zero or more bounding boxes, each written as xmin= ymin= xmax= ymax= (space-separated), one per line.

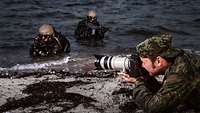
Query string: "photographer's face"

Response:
xmin=140 ymin=56 xmax=168 ymax=76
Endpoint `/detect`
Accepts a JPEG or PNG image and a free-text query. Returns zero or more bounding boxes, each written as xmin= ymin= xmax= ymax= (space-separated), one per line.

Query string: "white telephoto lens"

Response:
xmin=111 ymin=56 xmax=130 ymax=71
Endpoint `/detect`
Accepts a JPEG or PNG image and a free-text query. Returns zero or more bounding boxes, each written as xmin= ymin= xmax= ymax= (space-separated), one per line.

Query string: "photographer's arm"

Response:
xmin=121 ymin=73 xmax=141 ymax=83
xmin=132 ymin=74 xmax=191 ymax=113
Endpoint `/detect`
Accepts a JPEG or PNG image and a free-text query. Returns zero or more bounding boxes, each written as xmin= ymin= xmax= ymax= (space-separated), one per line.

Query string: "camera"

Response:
xmin=94 ymin=54 xmax=144 ymax=77
xmin=94 ymin=54 xmax=162 ymax=92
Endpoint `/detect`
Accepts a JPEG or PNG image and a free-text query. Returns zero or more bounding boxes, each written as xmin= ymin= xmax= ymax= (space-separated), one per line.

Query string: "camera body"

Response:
xmin=94 ymin=54 xmax=145 ymax=78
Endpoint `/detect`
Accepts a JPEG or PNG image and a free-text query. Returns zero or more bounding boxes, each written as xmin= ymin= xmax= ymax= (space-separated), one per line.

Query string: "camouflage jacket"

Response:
xmin=132 ymin=50 xmax=200 ymax=113
xmin=30 ymin=32 xmax=70 ymax=57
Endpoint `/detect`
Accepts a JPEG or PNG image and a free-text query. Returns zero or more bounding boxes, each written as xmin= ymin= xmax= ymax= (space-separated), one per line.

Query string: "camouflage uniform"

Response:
xmin=133 ymin=34 xmax=200 ymax=113
xmin=30 ymin=32 xmax=70 ymax=57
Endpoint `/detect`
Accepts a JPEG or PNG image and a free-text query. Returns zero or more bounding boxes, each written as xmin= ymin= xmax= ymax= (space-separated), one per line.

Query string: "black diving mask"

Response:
xmin=39 ymin=34 xmax=54 ymax=41
xmin=87 ymin=16 xmax=97 ymax=23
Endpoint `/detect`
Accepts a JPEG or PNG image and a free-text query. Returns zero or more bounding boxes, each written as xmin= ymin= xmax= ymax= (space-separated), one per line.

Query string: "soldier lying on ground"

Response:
xmin=30 ymin=24 xmax=70 ymax=57
xmin=122 ymin=34 xmax=200 ymax=113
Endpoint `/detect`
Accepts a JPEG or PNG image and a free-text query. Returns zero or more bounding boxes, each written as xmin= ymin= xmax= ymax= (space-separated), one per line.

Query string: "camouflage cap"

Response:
xmin=136 ymin=34 xmax=182 ymax=58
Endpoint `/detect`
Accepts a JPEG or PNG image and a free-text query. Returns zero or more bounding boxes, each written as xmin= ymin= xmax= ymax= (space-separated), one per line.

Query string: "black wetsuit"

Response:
xmin=30 ymin=32 xmax=70 ymax=57
xmin=75 ymin=18 xmax=109 ymax=40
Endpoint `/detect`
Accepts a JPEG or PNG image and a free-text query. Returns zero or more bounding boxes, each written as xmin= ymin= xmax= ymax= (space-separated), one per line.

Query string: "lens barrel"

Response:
xmin=94 ymin=55 xmax=130 ymax=71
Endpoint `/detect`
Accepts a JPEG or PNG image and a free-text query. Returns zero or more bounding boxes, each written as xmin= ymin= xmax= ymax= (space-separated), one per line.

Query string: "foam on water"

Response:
xmin=0 ymin=56 xmax=70 ymax=71
xmin=0 ymin=49 xmax=199 ymax=72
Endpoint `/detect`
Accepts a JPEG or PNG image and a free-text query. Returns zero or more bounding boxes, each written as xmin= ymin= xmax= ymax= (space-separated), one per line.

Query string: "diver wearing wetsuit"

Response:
xmin=75 ymin=10 xmax=109 ymax=40
xmin=30 ymin=24 xmax=70 ymax=57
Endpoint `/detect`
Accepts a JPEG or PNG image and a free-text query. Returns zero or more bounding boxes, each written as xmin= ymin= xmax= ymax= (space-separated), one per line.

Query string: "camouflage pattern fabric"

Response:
xmin=136 ymin=34 xmax=182 ymax=58
xmin=132 ymin=51 xmax=200 ymax=113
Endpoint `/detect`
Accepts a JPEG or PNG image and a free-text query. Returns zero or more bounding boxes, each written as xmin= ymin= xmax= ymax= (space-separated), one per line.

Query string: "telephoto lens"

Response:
xmin=94 ymin=54 xmax=144 ymax=78
xmin=94 ymin=55 xmax=131 ymax=71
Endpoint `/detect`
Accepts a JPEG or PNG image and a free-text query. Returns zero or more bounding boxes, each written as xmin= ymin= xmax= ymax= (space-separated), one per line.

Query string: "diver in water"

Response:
xmin=30 ymin=24 xmax=70 ymax=57
xmin=75 ymin=10 xmax=109 ymax=40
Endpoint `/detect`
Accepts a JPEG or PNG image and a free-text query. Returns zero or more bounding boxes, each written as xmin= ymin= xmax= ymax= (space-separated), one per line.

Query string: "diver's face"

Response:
xmin=39 ymin=34 xmax=53 ymax=42
xmin=87 ymin=16 xmax=97 ymax=23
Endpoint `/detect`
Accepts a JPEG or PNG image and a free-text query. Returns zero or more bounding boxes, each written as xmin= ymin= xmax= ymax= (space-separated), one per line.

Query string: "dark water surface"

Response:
xmin=0 ymin=0 xmax=200 ymax=67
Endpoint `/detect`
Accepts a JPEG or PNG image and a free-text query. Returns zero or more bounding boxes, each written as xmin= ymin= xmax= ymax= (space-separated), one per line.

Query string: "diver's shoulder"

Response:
xmin=78 ymin=19 xmax=87 ymax=25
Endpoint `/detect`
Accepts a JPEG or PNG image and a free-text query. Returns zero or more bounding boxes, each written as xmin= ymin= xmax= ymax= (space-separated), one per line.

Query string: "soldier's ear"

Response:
xmin=156 ymin=56 xmax=167 ymax=67
xmin=156 ymin=56 xmax=162 ymax=66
